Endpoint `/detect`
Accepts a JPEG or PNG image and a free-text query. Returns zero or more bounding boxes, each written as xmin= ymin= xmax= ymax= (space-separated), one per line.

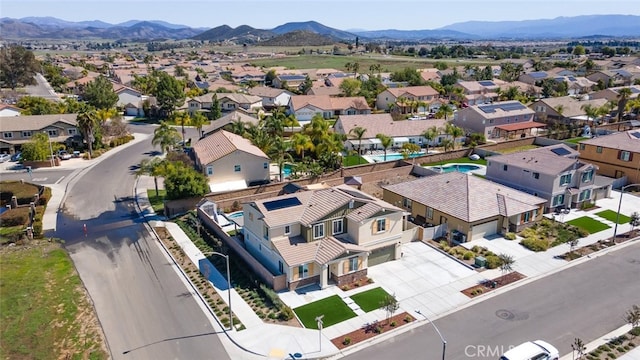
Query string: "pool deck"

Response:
xmin=423 ymin=163 xmax=487 ymax=176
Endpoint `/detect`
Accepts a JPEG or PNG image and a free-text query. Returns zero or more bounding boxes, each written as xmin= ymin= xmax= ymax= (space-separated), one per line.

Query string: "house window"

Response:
xmin=522 ymin=211 xmax=531 ymax=223
xmin=22 ymin=131 xmax=32 ymax=138
xmin=313 ymin=223 xmax=324 ymax=239
xmin=278 ymin=261 xmax=284 ymax=274
xmin=552 ymin=194 xmax=565 ymax=207
xmin=47 ymin=130 xmax=58 ymax=137
xmin=559 ymin=174 xmax=572 ymax=186
xmin=348 ymin=257 xmax=358 ymax=272
xmin=579 ymin=144 xmax=585 ymax=150
xmin=234 ymin=164 xmax=241 ymax=172
xmin=264 ymin=162 xmax=268 ymax=169
xmin=67 ymin=129 xmax=77 ymax=135
xmin=375 ymin=218 xmax=386 ymax=233
xmin=579 ymin=189 xmax=591 ymax=202
xmin=206 ymin=166 xmax=213 ymax=176
xmin=284 ymin=225 xmax=291 ymax=235
xmin=582 ymin=169 xmax=594 ymax=183
xmin=332 ymin=219 xmax=343 ymax=235
xmin=489 ymin=119 xmax=494 ymax=124
xmin=426 ymin=207 xmax=434 ymax=220
xmin=298 ymin=264 xmax=309 ymax=279
xmin=263 ymin=226 xmax=269 ymax=240
xmin=532 ymin=172 xmax=540 ymax=179
xmin=503 ymin=165 xmax=508 ymax=171
xmin=620 ymin=151 xmax=631 ymax=162
xmin=3 ymin=132 xmax=13 ymax=139
xmin=596 ymin=146 xmax=602 ymax=154
xmin=403 ymin=198 xmax=412 ymax=209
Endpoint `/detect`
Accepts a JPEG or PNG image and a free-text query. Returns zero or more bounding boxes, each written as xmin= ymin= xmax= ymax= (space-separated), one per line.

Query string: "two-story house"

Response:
xmin=454 ymin=80 xmax=505 ymax=106
xmin=485 ymin=144 xmax=602 ymax=211
xmin=578 ymin=130 xmax=640 ymax=185
xmin=242 ymin=185 xmax=410 ymax=290
xmin=529 ymin=96 xmax=608 ymax=125
xmin=383 ymin=172 xmax=546 ymax=241
xmin=188 ymin=93 xmax=263 ymax=115
xmin=192 ymin=130 xmax=270 ymax=192
xmin=287 ymin=95 xmax=371 ymax=122
xmin=375 ymin=86 xmax=440 ymax=113
xmin=0 ymin=114 xmax=80 ymax=154
xmin=247 ymin=87 xmax=294 ymax=110
xmin=452 ymin=100 xmax=543 ymax=139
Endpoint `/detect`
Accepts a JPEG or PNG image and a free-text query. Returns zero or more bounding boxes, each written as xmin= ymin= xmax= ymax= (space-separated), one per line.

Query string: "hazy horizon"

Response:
xmin=2 ymin=0 xmax=640 ymax=31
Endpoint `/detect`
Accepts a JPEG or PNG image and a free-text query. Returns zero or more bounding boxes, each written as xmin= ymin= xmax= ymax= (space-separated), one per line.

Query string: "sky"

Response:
xmin=2 ymin=0 xmax=639 ymax=31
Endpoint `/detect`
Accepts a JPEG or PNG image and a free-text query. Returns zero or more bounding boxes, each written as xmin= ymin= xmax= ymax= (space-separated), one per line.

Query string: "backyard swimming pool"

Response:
xmin=364 ymin=152 xmax=426 ymax=163
xmin=424 ymin=163 xmax=484 ymax=174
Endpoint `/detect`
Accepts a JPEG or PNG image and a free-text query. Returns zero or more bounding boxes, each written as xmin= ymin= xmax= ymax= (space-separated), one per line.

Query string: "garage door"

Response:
xmin=471 ymin=220 xmax=498 ymax=240
xmin=368 ymin=245 xmax=395 ymax=267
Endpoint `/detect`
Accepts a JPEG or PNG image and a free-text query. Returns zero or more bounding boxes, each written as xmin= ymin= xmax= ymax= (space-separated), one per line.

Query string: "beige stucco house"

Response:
xmin=192 ymin=130 xmax=270 ymax=193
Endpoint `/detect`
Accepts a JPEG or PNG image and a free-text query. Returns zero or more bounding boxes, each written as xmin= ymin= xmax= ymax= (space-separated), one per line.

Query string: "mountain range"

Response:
xmin=1 ymin=15 xmax=639 ymax=42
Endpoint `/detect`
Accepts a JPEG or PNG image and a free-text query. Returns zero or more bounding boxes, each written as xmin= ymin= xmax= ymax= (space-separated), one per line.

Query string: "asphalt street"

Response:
xmin=344 ymin=242 xmax=640 ymax=360
xmin=51 ymin=125 xmax=231 ymax=359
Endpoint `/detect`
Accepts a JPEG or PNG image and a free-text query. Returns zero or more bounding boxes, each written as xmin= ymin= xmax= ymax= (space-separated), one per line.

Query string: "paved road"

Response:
xmin=345 ymin=242 xmax=640 ymax=360
xmin=53 ymin=126 xmax=231 ymax=359
xmin=24 ymin=73 xmax=59 ymax=101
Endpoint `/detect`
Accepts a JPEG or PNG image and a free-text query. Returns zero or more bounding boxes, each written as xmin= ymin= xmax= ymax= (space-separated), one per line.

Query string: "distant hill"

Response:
xmin=271 ymin=21 xmax=356 ymax=41
xmin=258 ymin=30 xmax=338 ymax=46
xmin=116 ymin=19 xmax=191 ymax=29
xmin=439 ymin=15 xmax=640 ymax=38
xmin=191 ymin=25 xmax=274 ymax=43
xmin=351 ymin=29 xmax=477 ymax=41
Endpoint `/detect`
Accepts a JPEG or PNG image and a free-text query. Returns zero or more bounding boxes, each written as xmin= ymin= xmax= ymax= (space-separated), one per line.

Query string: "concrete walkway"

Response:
xmin=134 ymin=173 xmax=640 ymax=360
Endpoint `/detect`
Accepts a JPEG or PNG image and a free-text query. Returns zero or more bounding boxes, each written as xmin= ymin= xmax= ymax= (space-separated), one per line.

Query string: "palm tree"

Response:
xmin=421 ymin=126 xmax=439 ymax=154
xmin=268 ymin=136 xmax=293 ymax=182
xmin=616 ymin=87 xmax=632 ymax=123
xmin=190 ymin=112 xmax=207 ymax=139
xmin=136 ymin=157 xmax=166 ymax=196
xmin=228 ymin=117 xmax=247 ymax=136
xmin=440 ymin=138 xmax=454 ymax=152
xmin=291 ymin=133 xmax=314 ymax=160
xmin=282 ymin=113 xmax=299 ymax=136
xmin=245 ymin=123 xmax=273 ymax=154
xmin=445 ymin=124 xmax=464 ymax=149
xmin=436 ymin=104 xmax=454 ymax=121
xmin=76 ymin=108 xmax=99 ymax=159
xmin=581 ymin=103 xmax=599 ymax=136
xmin=152 ymin=121 xmax=181 ymax=154
xmin=172 ymin=111 xmax=191 ymax=142
xmin=376 ymin=133 xmax=393 ymax=162
xmin=349 ymin=126 xmax=367 ymax=164
xmin=303 ymin=114 xmax=331 ymax=149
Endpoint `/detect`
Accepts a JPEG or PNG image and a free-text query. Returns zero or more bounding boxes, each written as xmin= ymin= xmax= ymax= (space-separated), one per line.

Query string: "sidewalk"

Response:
xmin=134 ymin=177 xmax=640 ymax=360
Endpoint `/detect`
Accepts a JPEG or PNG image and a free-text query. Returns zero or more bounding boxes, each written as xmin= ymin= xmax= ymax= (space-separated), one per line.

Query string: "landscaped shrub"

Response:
xmin=631 ymin=327 xmax=640 ymax=336
xmin=521 ymin=238 xmax=550 ymax=252
xmin=484 ymin=255 xmax=502 ymax=269
xmin=463 ymin=251 xmax=474 ymax=260
xmin=404 ymin=315 xmax=413 ymax=323
xmin=343 ymin=337 xmax=351 ymax=345
xmin=0 ymin=209 xmax=28 ymax=226
xmin=504 ymin=232 xmax=516 ymax=240
xmin=581 ymin=201 xmax=596 ymax=210
xmin=278 ymin=306 xmax=295 ymax=321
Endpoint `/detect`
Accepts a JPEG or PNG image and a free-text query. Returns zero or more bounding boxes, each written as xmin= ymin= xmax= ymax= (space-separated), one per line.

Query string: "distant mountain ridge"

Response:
xmin=1 ymin=15 xmax=639 ymax=41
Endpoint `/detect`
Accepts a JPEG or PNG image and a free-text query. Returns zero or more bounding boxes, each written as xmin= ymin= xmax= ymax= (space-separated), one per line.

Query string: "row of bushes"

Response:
xmin=108 ymin=134 xmax=135 ymax=148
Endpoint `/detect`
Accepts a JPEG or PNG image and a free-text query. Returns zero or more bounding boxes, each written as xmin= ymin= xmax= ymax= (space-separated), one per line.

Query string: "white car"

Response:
xmin=499 ymin=340 xmax=559 ymax=360
xmin=0 ymin=154 xmax=10 ymax=163
xmin=58 ymin=150 xmax=72 ymax=160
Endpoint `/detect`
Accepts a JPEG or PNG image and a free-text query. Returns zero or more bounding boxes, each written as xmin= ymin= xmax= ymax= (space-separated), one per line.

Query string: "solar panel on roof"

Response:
xmin=568 ymin=76 xmax=577 ymax=81
xmin=478 ymin=104 xmax=496 ymax=113
xmin=478 ymin=80 xmax=495 ymax=87
xmin=263 ymin=197 xmax=302 ymax=211
xmin=631 ymin=131 xmax=640 ymax=139
xmin=550 ymin=147 xmax=572 ymax=156
xmin=497 ymin=103 xmax=527 ymax=111
xmin=630 ymin=88 xmax=640 ymax=94
xmin=530 ymin=72 xmax=547 ymax=79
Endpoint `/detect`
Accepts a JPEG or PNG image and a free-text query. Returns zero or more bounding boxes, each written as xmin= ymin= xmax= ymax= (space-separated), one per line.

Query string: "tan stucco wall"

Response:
xmin=579 ymin=144 xmax=640 ymax=185
xmin=207 ymin=150 xmax=269 ymax=184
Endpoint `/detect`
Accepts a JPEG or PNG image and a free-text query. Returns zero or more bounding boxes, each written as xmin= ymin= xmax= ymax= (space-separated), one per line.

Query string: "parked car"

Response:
xmin=0 ymin=154 xmax=10 ymax=163
xmin=58 ymin=150 xmax=72 ymax=160
xmin=499 ymin=340 xmax=559 ymax=360
xmin=10 ymin=152 xmax=21 ymax=162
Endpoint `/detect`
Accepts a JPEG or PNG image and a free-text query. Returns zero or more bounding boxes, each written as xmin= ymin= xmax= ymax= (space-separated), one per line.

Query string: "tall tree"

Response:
xmin=190 ymin=112 xmax=207 ymax=139
xmin=421 ymin=126 xmax=439 ymax=154
xmin=163 ymin=161 xmax=210 ymax=200
xmin=291 ymin=133 xmax=314 ymax=160
xmin=152 ymin=121 xmax=181 ymax=154
xmin=76 ymin=108 xmax=99 ymax=159
xmin=340 ymin=78 xmax=362 ymax=97
xmin=349 ymin=126 xmax=367 ymax=163
xmin=172 ymin=111 xmax=191 ymax=142
xmin=16 ymin=96 xmax=59 ymax=115
xmin=210 ymin=94 xmax=222 ymax=120
xmin=83 ymin=76 xmax=118 ymax=110
xmin=0 ymin=45 xmax=39 ymax=89
xmin=20 ymin=132 xmax=52 ymax=161
xmin=155 ymin=71 xmax=186 ymax=118
xmin=616 ymin=87 xmax=632 ymax=123
xmin=435 ymin=104 xmax=454 ymax=121
xmin=135 ymin=157 xmax=167 ymax=196
xmin=375 ymin=133 xmax=393 ymax=162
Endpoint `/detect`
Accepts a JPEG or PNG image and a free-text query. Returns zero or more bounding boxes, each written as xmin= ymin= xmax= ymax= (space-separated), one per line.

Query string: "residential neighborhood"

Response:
xmin=1 ymin=12 xmax=640 ymax=360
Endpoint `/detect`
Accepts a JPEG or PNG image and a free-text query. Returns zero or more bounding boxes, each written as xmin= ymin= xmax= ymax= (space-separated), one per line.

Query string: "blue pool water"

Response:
xmin=426 ymin=164 xmax=482 ymax=173
xmin=366 ymin=152 xmax=426 ymax=162
xmin=226 ymin=211 xmax=244 ymax=219
xmin=283 ymin=164 xmax=293 ymax=177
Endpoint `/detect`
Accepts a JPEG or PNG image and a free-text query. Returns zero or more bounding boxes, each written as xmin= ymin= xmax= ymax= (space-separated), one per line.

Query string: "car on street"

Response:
xmin=10 ymin=152 xmax=22 ymax=162
xmin=499 ymin=340 xmax=559 ymax=360
xmin=0 ymin=154 xmax=11 ymax=163
xmin=58 ymin=150 xmax=72 ymax=160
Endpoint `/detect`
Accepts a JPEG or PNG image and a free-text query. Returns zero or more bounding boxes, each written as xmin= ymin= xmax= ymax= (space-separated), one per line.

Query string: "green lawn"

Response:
xmin=564 ymin=137 xmax=590 ymax=144
xmin=0 ymin=243 xmax=107 ymax=359
xmin=422 ymin=156 xmax=487 ymax=166
xmin=293 ymin=295 xmax=357 ymax=329
xmin=147 ymin=189 xmax=166 ymax=214
xmin=567 ymin=216 xmax=611 ymax=234
xmin=343 ymin=154 xmax=367 ymax=167
xmin=595 ymin=210 xmax=631 ymax=224
xmin=349 ymin=287 xmax=391 ymax=313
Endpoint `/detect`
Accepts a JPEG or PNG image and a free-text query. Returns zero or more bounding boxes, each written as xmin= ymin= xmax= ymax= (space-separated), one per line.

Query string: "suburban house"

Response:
xmin=485 ymin=144 xmax=608 ymax=211
xmin=452 ymin=100 xmax=543 ymax=139
xmin=192 ymin=130 xmax=270 ymax=193
xmin=333 ymin=114 xmax=449 ymax=152
xmin=587 ymin=70 xmax=634 ymax=87
xmin=383 ymin=172 xmax=547 ymax=241
xmin=113 ymin=85 xmax=149 ymax=117
xmin=454 ymin=80 xmax=505 ymax=106
xmin=0 ymin=104 xmax=22 ymax=117
xmin=589 ymin=85 xmax=640 ymax=103
xmin=0 ymin=114 xmax=81 ymax=154
xmin=530 ymin=96 xmax=609 ymax=125
xmin=242 ymin=184 xmax=412 ymax=290
xmin=578 ymin=130 xmax=640 ymax=185
xmin=518 ymin=71 xmax=551 ymax=85
xmin=287 ymin=95 xmax=371 ymax=122
xmin=187 ymin=93 xmax=263 ymax=115
xmin=553 ymin=76 xmax=597 ymax=96
xmin=247 ymin=87 xmax=294 ymax=110
xmin=375 ymin=86 xmax=440 ymax=113
xmin=200 ymin=109 xmax=260 ymax=138
xmin=272 ymin=74 xmax=307 ymax=90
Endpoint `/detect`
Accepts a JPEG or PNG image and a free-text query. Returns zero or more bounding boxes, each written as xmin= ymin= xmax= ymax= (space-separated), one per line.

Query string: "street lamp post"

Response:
xmin=613 ymin=183 xmax=640 ymax=241
xmin=44 ymin=130 xmax=54 ymax=167
xmin=203 ymin=251 xmax=233 ymax=331
xmin=315 ymin=314 xmax=324 ymax=353
xmin=415 ymin=309 xmax=447 ymax=360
